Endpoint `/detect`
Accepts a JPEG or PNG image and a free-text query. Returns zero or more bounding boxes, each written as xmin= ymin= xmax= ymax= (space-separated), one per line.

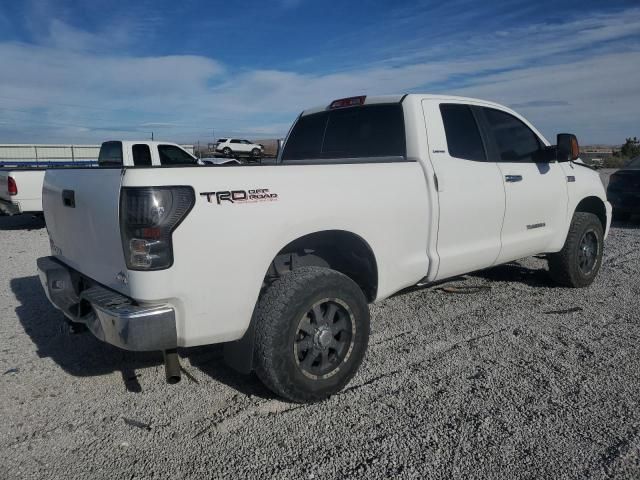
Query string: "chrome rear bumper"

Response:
xmin=37 ymin=256 xmax=177 ymax=351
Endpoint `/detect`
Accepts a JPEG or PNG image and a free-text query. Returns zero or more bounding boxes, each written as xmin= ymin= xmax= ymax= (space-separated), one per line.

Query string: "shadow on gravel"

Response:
xmin=470 ymin=261 xmax=557 ymax=288
xmin=0 ymin=214 xmax=45 ymax=230
xmin=185 ymin=345 xmax=276 ymax=400
xmin=11 ymin=275 xmax=273 ymax=398
xmin=611 ymin=219 xmax=640 ymax=230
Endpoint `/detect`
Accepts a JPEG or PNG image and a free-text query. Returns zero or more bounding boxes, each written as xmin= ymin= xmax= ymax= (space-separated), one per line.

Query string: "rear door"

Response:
xmin=478 ymin=107 xmax=568 ymax=262
xmin=422 ymin=100 xmax=506 ymax=280
xmin=43 ymin=144 xmax=128 ymax=294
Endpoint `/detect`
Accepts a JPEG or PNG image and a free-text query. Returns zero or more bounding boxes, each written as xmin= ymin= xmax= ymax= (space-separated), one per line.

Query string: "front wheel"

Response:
xmin=548 ymin=212 xmax=604 ymax=287
xmin=254 ymin=267 xmax=370 ymax=403
xmin=251 ymin=148 xmax=261 ymax=158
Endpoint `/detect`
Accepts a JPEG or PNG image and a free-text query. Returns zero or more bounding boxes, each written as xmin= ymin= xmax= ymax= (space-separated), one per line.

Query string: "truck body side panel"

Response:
xmin=121 ymin=162 xmax=431 ymax=346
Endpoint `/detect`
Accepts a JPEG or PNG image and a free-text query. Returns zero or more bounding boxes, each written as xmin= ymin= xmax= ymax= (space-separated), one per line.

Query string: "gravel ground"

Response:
xmin=2 ymin=171 xmax=639 ymax=479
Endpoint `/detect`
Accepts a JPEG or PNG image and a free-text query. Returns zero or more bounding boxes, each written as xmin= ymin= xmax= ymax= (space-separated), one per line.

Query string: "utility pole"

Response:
xmin=151 ymin=131 xmax=154 ymax=141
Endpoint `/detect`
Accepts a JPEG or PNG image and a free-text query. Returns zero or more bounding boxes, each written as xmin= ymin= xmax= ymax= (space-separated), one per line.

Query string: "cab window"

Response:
xmin=132 ymin=144 xmax=152 ymax=166
xmin=440 ymin=104 xmax=486 ymax=161
xmin=482 ymin=108 xmax=543 ymax=162
xmin=157 ymin=145 xmax=196 ymax=165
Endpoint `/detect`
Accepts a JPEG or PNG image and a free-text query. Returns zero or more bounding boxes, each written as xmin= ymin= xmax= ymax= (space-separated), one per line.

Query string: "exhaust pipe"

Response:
xmin=163 ymin=349 xmax=181 ymax=384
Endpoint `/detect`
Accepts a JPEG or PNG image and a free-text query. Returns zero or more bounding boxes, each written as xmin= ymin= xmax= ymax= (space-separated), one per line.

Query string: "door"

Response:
xmin=422 ymin=100 xmax=506 ymax=280
xmin=230 ymin=139 xmax=248 ymax=153
xmin=478 ymin=107 xmax=568 ymax=263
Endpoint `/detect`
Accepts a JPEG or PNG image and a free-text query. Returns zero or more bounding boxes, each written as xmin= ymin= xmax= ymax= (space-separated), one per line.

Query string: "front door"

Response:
xmin=477 ymin=106 xmax=568 ymax=263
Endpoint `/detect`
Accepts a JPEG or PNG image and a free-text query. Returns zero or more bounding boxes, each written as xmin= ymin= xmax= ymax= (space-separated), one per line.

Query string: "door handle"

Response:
xmin=505 ymin=175 xmax=523 ymax=183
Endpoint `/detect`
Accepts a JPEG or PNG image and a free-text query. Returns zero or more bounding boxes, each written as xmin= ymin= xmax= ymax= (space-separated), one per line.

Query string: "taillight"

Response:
xmin=8 ymin=176 xmax=17 ymax=196
xmin=120 ymin=187 xmax=195 ymax=270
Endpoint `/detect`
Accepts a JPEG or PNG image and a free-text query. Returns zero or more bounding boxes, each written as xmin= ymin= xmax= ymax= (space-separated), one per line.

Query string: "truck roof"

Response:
xmin=105 ymin=140 xmax=193 ymax=148
xmin=300 ymin=94 xmax=511 ymax=116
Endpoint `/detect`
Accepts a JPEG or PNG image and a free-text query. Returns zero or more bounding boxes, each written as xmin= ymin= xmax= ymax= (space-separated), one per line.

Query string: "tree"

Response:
xmin=620 ymin=137 xmax=640 ymax=159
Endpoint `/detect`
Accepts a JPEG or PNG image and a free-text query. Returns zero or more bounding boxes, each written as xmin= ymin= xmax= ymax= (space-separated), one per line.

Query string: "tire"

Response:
xmin=251 ymin=148 xmax=261 ymax=158
xmin=254 ymin=267 xmax=370 ymax=403
xmin=548 ymin=212 xmax=604 ymax=288
xmin=612 ymin=211 xmax=631 ymax=222
xmin=222 ymin=147 xmax=232 ymax=157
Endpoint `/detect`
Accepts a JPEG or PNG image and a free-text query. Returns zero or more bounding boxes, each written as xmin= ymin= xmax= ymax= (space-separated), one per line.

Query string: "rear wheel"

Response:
xmin=254 ymin=267 xmax=370 ymax=403
xmin=222 ymin=147 xmax=232 ymax=157
xmin=548 ymin=212 xmax=604 ymax=287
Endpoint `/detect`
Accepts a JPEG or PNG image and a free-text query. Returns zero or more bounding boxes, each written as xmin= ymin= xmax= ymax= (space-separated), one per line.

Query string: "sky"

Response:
xmin=0 ymin=0 xmax=638 ymax=145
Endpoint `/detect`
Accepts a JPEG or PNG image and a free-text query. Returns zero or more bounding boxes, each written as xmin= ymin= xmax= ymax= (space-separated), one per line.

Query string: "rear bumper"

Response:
xmin=37 ymin=256 xmax=177 ymax=351
xmin=0 ymin=198 xmax=21 ymax=215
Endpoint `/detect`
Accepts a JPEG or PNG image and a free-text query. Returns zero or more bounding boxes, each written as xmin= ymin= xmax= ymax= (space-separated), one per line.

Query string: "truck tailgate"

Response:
xmin=43 ymin=168 xmax=130 ymax=295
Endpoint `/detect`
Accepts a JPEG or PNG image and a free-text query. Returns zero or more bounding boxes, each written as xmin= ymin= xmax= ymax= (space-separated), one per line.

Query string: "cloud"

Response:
xmin=0 ymin=8 xmax=638 ymax=144
xmin=509 ymin=101 xmax=571 ymax=109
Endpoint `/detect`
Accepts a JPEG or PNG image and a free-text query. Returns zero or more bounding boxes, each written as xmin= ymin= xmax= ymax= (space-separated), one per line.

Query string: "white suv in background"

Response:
xmin=215 ymin=138 xmax=263 ymax=158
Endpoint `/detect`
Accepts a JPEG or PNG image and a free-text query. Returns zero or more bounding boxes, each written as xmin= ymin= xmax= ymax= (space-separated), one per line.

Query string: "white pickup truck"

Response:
xmin=0 ymin=169 xmax=46 ymax=216
xmin=0 ymin=141 xmax=197 ymax=217
xmin=37 ymin=94 xmax=611 ymax=402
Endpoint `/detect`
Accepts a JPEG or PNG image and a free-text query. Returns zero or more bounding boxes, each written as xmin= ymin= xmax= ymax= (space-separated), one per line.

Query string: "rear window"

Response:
xmin=98 ymin=141 xmax=123 ymax=166
xmin=440 ymin=104 xmax=486 ymax=161
xmin=157 ymin=145 xmax=196 ymax=165
xmin=282 ymin=104 xmax=406 ymax=161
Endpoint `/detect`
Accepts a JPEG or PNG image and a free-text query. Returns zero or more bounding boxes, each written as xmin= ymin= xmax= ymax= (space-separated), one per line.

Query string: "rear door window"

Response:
xmin=98 ymin=141 xmax=123 ymax=166
xmin=157 ymin=145 xmax=196 ymax=165
xmin=282 ymin=104 xmax=406 ymax=161
xmin=132 ymin=144 xmax=152 ymax=166
xmin=439 ymin=104 xmax=486 ymax=161
xmin=482 ymin=108 xmax=543 ymax=162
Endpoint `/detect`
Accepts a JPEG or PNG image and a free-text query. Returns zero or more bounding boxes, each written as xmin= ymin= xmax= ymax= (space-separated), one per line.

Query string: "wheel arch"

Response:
xmin=265 ymin=229 xmax=379 ymax=302
xmin=574 ymin=196 xmax=607 ymax=232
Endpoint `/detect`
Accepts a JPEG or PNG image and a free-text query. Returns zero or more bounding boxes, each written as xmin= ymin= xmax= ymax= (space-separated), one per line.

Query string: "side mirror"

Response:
xmin=557 ymin=133 xmax=580 ymax=162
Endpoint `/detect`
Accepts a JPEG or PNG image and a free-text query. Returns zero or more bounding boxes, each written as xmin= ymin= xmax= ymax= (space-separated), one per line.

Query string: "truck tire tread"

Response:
xmin=254 ymin=266 xmax=369 ymax=403
xmin=548 ymin=212 xmax=603 ymax=288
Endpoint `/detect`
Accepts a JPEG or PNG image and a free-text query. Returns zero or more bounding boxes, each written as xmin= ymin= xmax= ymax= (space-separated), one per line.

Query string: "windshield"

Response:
xmin=627 ymin=156 xmax=640 ymax=168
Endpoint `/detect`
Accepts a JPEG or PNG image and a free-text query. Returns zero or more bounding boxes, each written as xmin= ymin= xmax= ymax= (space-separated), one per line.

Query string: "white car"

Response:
xmin=38 ymin=94 xmax=611 ymax=403
xmin=0 ymin=141 xmax=198 ymax=217
xmin=215 ymin=138 xmax=263 ymax=158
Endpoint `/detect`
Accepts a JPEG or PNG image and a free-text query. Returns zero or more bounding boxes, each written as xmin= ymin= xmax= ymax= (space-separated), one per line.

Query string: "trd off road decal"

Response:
xmin=200 ymin=188 xmax=278 ymax=205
